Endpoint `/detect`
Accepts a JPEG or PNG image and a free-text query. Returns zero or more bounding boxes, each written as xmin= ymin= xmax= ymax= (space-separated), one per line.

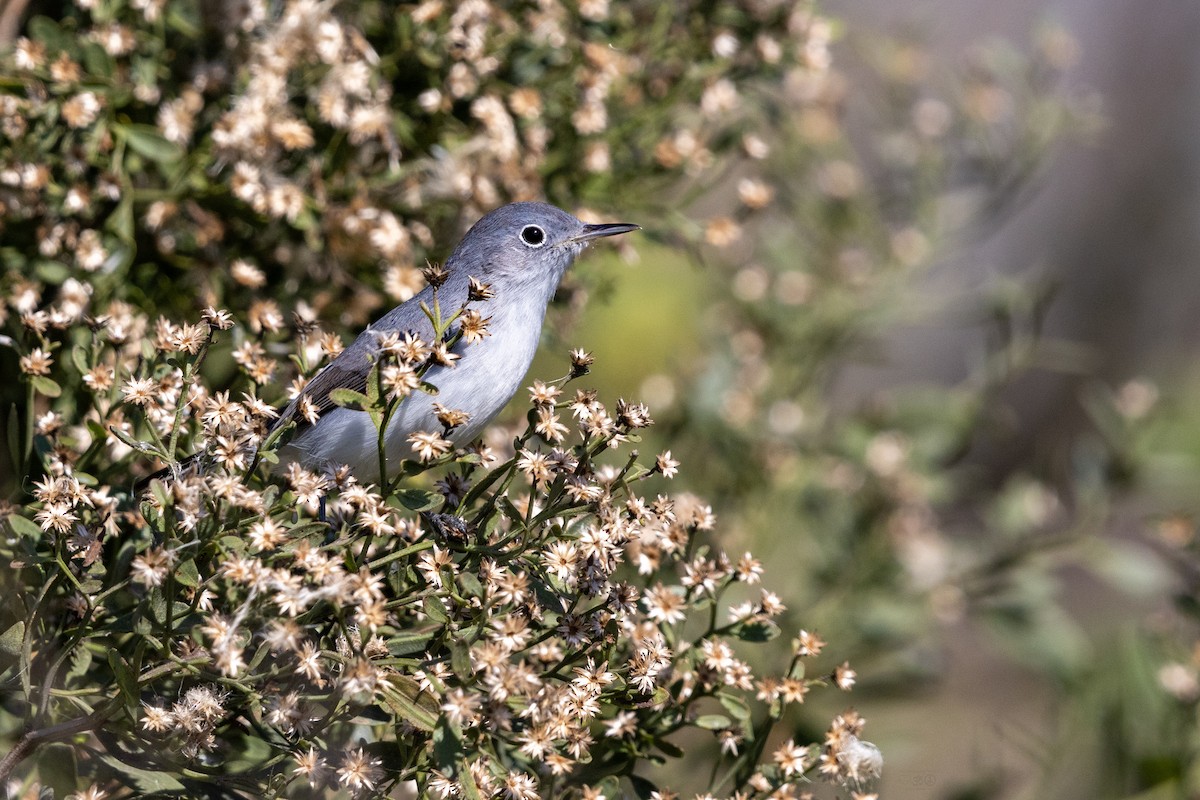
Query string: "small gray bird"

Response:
xmin=270 ymin=202 xmax=638 ymax=482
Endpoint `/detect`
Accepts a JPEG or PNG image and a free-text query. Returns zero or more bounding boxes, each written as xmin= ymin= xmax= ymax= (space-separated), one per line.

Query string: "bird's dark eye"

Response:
xmin=520 ymin=225 xmax=546 ymax=247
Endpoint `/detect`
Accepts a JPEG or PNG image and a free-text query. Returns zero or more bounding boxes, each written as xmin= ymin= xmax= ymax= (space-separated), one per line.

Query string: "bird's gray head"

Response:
xmin=446 ymin=202 xmax=638 ymax=297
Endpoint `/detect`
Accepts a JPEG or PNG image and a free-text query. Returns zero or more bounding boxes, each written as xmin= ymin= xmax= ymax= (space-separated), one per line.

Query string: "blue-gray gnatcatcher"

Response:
xmin=270 ymin=201 xmax=638 ymax=482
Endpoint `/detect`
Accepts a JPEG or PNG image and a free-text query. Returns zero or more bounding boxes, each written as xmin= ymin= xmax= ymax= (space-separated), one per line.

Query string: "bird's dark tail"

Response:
xmin=133 ymin=452 xmax=206 ymax=496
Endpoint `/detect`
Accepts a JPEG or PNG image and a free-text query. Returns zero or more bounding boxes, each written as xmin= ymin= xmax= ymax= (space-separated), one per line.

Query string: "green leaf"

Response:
xmin=694 ymin=713 xmax=731 ymax=730
xmin=423 ymin=595 xmax=450 ymax=624
xmin=81 ymin=42 xmax=113 ymax=79
xmin=360 ymin=363 xmax=379 ymax=407
xmin=287 ymin=521 xmax=332 ymax=540
xmin=448 ymin=637 xmax=471 ymax=680
xmin=7 ymin=404 xmax=22 ymax=474
xmin=96 ymin=752 xmax=185 ymax=793
xmin=70 ymin=345 xmax=90 ymax=377
xmin=34 ymin=260 xmax=71 ymax=284
xmin=458 ymin=759 xmax=484 ymax=800
xmin=655 ymin=737 xmax=684 ymax=758
xmin=387 ymin=629 xmax=435 ymax=657
xmin=108 ymin=194 xmax=135 ymax=243
xmin=734 ymin=620 xmax=780 ymax=642
xmin=107 ymin=651 xmax=139 ymax=718
xmin=329 ymin=387 xmax=371 ymax=410
xmin=5 ymin=514 xmax=42 ymax=540
xmin=221 ymin=731 xmax=274 ymax=772
xmin=26 ymin=16 xmax=67 ymax=51
xmin=432 ymin=716 xmax=462 ymax=772
xmin=174 ymin=558 xmax=200 ymax=588
xmin=456 ymin=571 xmax=483 ymax=599
xmin=378 ymin=674 xmax=439 ymax=733
xmin=718 ymin=692 xmax=752 ymax=722
xmin=629 ymin=775 xmax=661 ymax=799
xmin=0 ymin=621 xmax=25 ymax=657
xmin=108 ymin=425 xmax=162 ymax=457
xmin=392 ymin=488 xmax=441 ymax=512
xmin=115 ymin=123 xmax=182 ymax=164
xmin=165 ymin=3 xmax=201 ymax=37
xmin=67 ymin=643 xmax=92 ymax=679
xmin=31 ymin=376 xmax=61 ymax=398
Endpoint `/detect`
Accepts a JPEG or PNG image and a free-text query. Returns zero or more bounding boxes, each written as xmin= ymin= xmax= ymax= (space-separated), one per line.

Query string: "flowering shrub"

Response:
xmin=3 ymin=301 xmax=878 ymax=796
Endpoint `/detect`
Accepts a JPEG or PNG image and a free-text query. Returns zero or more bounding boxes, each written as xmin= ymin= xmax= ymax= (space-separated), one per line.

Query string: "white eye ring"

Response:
xmin=520 ymin=225 xmax=547 ymax=248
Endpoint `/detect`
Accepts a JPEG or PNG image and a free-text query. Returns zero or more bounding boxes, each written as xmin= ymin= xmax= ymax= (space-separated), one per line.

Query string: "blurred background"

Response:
xmin=553 ymin=2 xmax=1200 ymax=797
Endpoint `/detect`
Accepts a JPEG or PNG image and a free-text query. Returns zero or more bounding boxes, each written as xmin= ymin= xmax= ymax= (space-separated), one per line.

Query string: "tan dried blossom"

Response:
xmin=365 ymin=265 xmax=417 ymax=305
xmin=507 ymin=87 xmax=543 ymax=120
xmin=82 ymin=365 xmax=115 ymax=393
xmin=14 ymin=38 xmax=46 ymax=70
xmin=141 ymin=703 xmax=175 ymax=733
xmin=35 ymin=411 xmax=63 ymax=435
xmin=92 ymin=23 xmax=136 ymax=56
xmin=122 ymin=377 xmax=157 ymax=407
xmin=742 ymin=132 xmax=770 ymax=159
xmin=835 ymin=661 xmax=857 ymax=690
xmin=377 ymin=362 xmax=417 ymax=401
xmin=336 ymin=746 xmax=382 ymax=791
xmin=271 ymin=117 xmax=315 ymax=150
xmin=76 ymin=229 xmax=108 ymax=271
xmin=569 ymin=349 xmax=594 ymax=378
xmin=286 ymin=464 xmax=328 ymax=510
xmin=616 ymin=399 xmax=652 ymax=429
xmin=472 ymin=94 xmax=519 ymax=160
xmin=643 ymin=583 xmax=687 ymax=625
xmin=572 ymin=102 xmax=608 ymax=136
xmin=534 ymin=407 xmax=568 ymax=443
xmin=62 ymin=92 xmax=103 ymax=128
xmin=700 ymin=78 xmax=740 ymax=118
xmin=19 ymin=348 xmax=52 ymax=376
xmin=267 ymin=181 xmax=305 ymax=221
xmin=417 ymin=544 xmax=451 ymax=587
xmin=517 ymin=449 xmax=554 ymax=486
xmin=248 ymin=299 xmax=285 ymax=333
xmin=704 ymin=217 xmax=743 ymax=248
xmin=432 ymin=403 xmax=471 ymax=432
xmin=357 ymin=504 xmax=396 ymax=536
xmin=131 ymin=546 xmax=176 ymax=587
xmin=528 ymin=380 xmax=561 ymax=407
xmin=738 ymin=177 xmax=776 ymax=209
xmin=35 ymin=503 xmax=77 ymax=534
xmin=774 ymin=739 xmax=810 ymax=776
xmin=157 ymin=97 xmax=196 ymax=144
xmin=455 ymin=308 xmax=490 ymax=344
xmin=796 ymin=629 xmax=825 ymax=657
xmin=409 ymin=431 xmax=452 ymax=462
xmin=583 ymin=141 xmax=611 ymax=174
xmin=292 ymin=746 xmax=325 ymax=786
xmin=430 ymin=341 xmax=460 ymax=368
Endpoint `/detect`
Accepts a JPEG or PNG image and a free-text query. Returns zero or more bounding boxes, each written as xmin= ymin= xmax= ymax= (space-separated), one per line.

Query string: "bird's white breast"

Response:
xmin=278 ymin=295 xmax=547 ymax=483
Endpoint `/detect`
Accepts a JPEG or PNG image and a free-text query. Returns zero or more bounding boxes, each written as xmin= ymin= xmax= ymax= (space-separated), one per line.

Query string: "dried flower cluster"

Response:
xmin=3 ymin=277 xmax=874 ymax=797
xmin=0 ymin=0 xmax=836 ymax=343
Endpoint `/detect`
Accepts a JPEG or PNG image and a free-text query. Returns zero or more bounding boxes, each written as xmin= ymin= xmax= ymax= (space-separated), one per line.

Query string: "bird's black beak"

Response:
xmin=570 ymin=222 xmax=640 ymax=243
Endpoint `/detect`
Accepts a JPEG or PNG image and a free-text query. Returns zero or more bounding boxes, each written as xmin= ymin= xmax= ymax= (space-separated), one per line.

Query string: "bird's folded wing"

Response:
xmin=276 ymin=348 xmax=372 ymax=436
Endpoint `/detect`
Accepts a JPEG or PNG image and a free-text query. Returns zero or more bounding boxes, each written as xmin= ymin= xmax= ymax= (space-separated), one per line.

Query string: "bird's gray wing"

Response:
xmin=275 ymin=345 xmax=375 ymax=436
xmin=275 ymin=283 xmax=447 ymax=436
